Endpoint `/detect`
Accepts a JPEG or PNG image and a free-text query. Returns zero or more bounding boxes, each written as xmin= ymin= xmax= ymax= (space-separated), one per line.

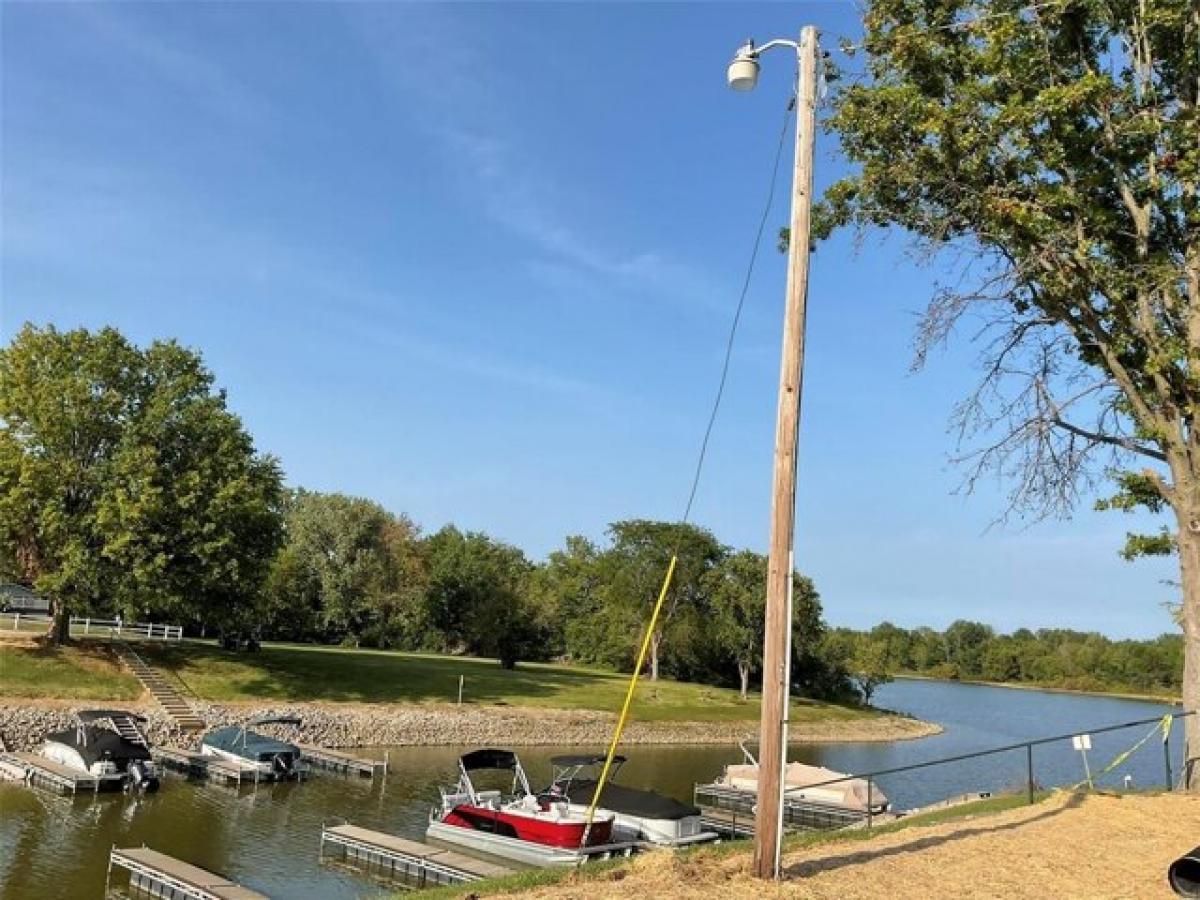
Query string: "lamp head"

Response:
xmin=727 ymin=39 xmax=759 ymax=91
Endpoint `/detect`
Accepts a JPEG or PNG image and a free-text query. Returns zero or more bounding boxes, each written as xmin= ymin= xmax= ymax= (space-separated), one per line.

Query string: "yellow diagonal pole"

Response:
xmin=581 ymin=554 xmax=679 ymax=846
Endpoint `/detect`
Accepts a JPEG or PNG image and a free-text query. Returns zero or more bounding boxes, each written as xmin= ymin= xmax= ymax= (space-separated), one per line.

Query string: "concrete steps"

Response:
xmin=114 ymin=644 xmax=206 ymax=732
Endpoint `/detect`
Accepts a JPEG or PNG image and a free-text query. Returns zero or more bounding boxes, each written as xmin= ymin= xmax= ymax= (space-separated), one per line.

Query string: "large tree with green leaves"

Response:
xmin=594 ymin=520 xmax=725 ymax=681
xmin=423 ymin=525 xmax=539 ymax=668
xmin=0 ymin=324 xmax=282 ymax=637
xmin=816 ymin=0 xmax=1200 ymax=779
xmin=262 ymin=490 xmax=426 ymax=645
xmin=704 ymin=550 xmax=824 ymax=699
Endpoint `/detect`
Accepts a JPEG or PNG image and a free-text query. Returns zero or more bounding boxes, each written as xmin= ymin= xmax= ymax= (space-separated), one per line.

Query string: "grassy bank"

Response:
xmin=0 ymin=639 xmax=886 ymax=726
xmin=141 ymin=640 xmax=882 ymax=724
xmin=894 ymin=672 xmax=1181 ymax=703
xmin=0 ymin=642 xmax=141 ymax=700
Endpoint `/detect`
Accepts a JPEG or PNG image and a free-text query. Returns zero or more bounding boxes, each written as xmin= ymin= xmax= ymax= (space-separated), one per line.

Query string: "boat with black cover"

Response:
xmin=200 ymin=715 xmax=305 ymax=780
xmin=40 ymin=709 xmax=159 ymax=792
xmin=544 ymin=754 xmax=718 ymax=847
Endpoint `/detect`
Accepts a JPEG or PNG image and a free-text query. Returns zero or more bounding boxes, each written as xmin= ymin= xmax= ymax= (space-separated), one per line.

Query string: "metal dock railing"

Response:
xmin=320 ymin=823 xmax=514 ymax=888
xmin=694 ymin=783 xmax=866 ymax=836
xmin=298 ymin=744 xmax=387 ymax=778
xmin=107 ymin=846 xmax=267 ymax=899
xmin=0 ymin=751 xmax=125 ymax=794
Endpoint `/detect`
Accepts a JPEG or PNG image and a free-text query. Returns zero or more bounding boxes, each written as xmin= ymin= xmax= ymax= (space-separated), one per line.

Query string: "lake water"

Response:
xmin=0 ymin=679 xmax=1185 ymax=899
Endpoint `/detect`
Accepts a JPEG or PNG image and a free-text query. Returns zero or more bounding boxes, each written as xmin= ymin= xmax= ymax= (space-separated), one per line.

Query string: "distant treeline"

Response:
xmin=827 ymin=621 xmax=1183 ymax=697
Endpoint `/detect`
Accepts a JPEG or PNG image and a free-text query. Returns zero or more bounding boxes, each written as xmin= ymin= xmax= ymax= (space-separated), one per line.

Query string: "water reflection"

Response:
xmin=0 ymin=680 xmax=1184 ymax=899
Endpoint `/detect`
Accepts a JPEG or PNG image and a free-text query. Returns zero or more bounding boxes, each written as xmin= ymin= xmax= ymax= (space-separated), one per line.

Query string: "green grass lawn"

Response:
xmin=0 ymin=642 xmax=142 ymax=700
xmin=126 ymin=640 xmax=877 ymax=724
xmin=0 ymin=638 xmax=881 ymax=725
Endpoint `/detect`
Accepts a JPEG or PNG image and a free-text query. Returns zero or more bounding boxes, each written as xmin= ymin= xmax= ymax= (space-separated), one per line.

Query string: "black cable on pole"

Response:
xmin=679 ymin=91 xmax=797 ymax=528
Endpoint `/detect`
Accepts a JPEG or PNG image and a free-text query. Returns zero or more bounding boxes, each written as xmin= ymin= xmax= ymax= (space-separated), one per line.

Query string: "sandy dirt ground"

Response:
xmin=491 ymin=791 xmax=1200 ymax=899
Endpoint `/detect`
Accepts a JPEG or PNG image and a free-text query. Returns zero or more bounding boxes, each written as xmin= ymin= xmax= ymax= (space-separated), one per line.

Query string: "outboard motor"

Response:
xmin=272 ymin=753 xmax=294 ymax=778
xmin=1169 ymin=846 xmax=1200 ymax=897
xmin=127 ymin=760 xmax=160 ymax=793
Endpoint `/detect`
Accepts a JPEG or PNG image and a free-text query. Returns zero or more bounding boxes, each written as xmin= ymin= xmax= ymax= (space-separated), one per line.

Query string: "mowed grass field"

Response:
xmin=0 ymin=639 xmax=879 ymax=724
xmin=0 ymin=642 xmax=141 ymax=700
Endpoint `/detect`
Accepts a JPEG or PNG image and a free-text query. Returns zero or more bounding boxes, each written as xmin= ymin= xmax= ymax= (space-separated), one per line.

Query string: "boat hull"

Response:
xmin=426 ymin=820 xmax=633 ymax=868
xmin=440 ymin=804 xmax=611 ymax=848
xmin=200 ymin=744 xmax=306 ymax=781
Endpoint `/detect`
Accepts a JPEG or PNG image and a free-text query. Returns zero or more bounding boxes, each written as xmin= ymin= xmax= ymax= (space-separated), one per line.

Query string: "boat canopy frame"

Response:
xmin=71 ymin=710 xmax=149 ymax=746
xmin=231 ymin=715 xmax=302 ymax=748
xmin=549 ymin=754 xmax=628 ymax=788
xmin=454 ymin=748 xmax=532 ymax=806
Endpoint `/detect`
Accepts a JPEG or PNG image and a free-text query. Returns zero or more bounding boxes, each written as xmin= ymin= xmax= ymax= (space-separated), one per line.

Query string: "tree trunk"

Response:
xmin=649 ymin=630 xmax=661 ymax=681
xmin=1175 ymin=512 xmax=1200 ymax=788
xmin=738 ymin=661 xmax=750 ymax=701
xmin=52 ymin=601 xmax=70 ymax=645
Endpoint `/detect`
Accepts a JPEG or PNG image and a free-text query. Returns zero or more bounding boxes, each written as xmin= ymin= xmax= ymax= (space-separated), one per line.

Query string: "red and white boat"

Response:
xmin=427 ymin=748 xmax=620 ymax=867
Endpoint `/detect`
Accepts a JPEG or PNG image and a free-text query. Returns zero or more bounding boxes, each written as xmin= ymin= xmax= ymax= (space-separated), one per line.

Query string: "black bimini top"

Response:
xmin=45 ymin=726 xmax=151 ymax=767
xmin=76 ymin=710 xmax=147 ymax=725
xmin=460 ymin=748 xmax=519 ymax=771
xmin=551 ymin=754 xmax=627 ymax=768
xmin=559 ymin=779 xmax=699 ymax=820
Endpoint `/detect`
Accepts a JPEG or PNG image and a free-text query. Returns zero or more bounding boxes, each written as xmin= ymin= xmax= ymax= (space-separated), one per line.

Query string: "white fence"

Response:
xmin=0 ymin=612 xmax=182 ymax=641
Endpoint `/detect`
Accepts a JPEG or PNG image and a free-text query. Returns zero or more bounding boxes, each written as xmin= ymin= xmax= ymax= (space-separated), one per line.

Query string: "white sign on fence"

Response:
xmin=1072 ymin=734 xmax=1092 ymax=751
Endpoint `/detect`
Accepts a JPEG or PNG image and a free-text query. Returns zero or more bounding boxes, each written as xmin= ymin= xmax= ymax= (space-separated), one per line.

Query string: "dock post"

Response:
xmin=1026 ymin=744 xmax=1034 ymax=804
xmin=866 ymin=778 xmax=873 ymax=829
xmin=1165 ymin=731 xmax=1173 ymax=791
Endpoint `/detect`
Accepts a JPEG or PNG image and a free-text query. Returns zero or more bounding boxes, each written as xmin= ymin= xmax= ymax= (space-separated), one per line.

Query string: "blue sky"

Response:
xmin=0 ymin=2 xmax=1178 ymax=638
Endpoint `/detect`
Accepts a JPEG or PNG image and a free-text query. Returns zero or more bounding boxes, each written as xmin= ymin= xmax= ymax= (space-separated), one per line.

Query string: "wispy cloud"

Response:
xmin=71 ymin=4 xmax=269 ymax=123
xmin=344 ymin=6 xmax=719 ymax=312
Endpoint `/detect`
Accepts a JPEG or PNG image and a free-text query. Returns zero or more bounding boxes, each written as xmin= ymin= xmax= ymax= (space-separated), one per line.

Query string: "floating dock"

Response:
xmin=0 ymin=751 xmax=125 ymax=794
xmin=298 ymin=744 xmax=386 ymax=778
xmin=151 ymin=747 xmax=263 ymax=786
xmin=694 ymin=783 xmax=867 ymax=835
xmin=107 ymin=846 xmax=267 ymax=899
xmin=320 ymin=823 xmax=513 ymax=888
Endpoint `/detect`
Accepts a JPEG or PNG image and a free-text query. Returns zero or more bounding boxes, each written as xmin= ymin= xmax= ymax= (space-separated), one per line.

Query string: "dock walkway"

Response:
xmin=152 ymin=747 xmax=262 ymax=786
xmin=321 ymin=823 xmax=513 ymax=887
xmin=108 ymin=846 xmax=266 ymax=899
xmin=0 ymin=751 xmax=124 ymax=794
xmin=297 ymin=744 xmax=386 ymax=778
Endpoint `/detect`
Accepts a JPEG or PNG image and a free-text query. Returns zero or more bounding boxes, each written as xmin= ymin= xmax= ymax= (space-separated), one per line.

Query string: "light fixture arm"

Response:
xmin=749 ymin=38 xmax=800 ymax=58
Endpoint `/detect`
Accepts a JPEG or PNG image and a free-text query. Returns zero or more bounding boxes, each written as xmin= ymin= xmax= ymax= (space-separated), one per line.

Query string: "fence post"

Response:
xmin=1165 ymin=730 xmax=1173 ymax=791
xmin=13 ymin=613 xmax=19 ymax=632
xmin=866 ymin=777 xmax=873 ymax=829
xmin=1026 ymin=743 xmax=1034 ymax=804
xmin=85 ymin=618 xmax=91 ymax=635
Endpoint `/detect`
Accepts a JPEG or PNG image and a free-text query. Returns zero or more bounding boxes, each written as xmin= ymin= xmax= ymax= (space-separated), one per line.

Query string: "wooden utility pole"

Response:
xmin=752 ymin=24 xmax=819 ymax=881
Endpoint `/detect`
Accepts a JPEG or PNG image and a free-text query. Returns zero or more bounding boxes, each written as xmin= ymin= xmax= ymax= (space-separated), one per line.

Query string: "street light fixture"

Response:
xmin=726 ymin=25 xmax=820 ymax=882
xmin=725 ymin=37 xmax=802 ymax=91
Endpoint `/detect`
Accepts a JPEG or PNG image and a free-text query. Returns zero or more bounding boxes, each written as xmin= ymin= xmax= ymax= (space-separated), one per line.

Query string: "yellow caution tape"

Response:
xmin=1074 ymin=714 xmax=1173 ymax=789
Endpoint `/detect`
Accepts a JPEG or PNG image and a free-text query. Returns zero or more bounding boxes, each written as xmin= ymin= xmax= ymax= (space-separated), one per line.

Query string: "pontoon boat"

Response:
xmin=544 ymin=754 xmax=718 ymax=847
xmin=427 ymin=748 xmax=619 ymax=867
xmin=40 ymin=709 xmax=159 ymax=792
xmin=200 ymin=715 xmax=305 ymax=780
